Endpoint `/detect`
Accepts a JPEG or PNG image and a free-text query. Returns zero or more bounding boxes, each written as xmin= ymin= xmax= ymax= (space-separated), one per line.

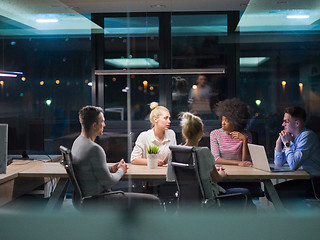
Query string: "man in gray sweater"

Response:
xmin=71 ymin=105 xmax=160 ymax=208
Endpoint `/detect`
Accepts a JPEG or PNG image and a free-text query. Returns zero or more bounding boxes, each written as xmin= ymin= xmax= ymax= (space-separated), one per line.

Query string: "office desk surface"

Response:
xmin=17 ymin=162 xmax=310 ymax=180
xmin=18 ymin=162 xmax=168 ymax=180
xmin=222 ymin=165 xmax=310 ymax=180
xmin=0 ymin=160 xmax=41 ymax=184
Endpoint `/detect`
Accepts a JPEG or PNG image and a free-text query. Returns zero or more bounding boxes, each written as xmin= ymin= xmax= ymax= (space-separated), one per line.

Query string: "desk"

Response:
xmin=0 ymin=161 xmax=49 ymax=206
xmin=222 ymin=165 xmax=310 ymax=212
xmin=3 ymin=161 xmax=310 ymax=212
xmin=18 ymin=162 xmax=168 ymax=180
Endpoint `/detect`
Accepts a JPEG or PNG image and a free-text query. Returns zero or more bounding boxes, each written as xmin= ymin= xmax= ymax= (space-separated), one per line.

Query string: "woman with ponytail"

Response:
xmin=179 ymin=112 xmax=255 ymax=210
xmin=131 ymin=102 xmax=177 ymax=166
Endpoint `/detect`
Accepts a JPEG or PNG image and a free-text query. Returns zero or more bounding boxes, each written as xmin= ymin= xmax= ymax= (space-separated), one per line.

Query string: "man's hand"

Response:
xmin=279 ymin=130 xmax=293 ymax=145
xmin=118 ymin=159 xmax=128 ymax=173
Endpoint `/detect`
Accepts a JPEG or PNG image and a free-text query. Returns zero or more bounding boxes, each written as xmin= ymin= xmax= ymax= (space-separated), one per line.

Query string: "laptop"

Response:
xmin=248 ymin=143 xmax=292 ymax=172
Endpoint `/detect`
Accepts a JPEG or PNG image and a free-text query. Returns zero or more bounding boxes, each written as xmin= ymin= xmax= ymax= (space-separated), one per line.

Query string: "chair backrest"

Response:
xmin=59 ymin=145 xmax=82 ymax=209
xmin=169 ymin=145 xmax=205 ymax=206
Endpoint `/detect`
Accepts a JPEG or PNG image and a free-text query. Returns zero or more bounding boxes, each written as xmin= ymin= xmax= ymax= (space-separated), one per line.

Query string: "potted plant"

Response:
xmin=146 ymin=145 xmax=159 ymax=169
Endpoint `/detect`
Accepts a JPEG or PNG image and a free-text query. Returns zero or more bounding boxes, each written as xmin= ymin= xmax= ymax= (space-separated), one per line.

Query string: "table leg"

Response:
xmin=45 ymin=178 xmax=69 ymax=212
xmin=262 ymin=179 xmax=286 ymax=213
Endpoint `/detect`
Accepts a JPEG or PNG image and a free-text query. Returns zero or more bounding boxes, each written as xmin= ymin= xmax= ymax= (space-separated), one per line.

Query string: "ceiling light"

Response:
xmin=0 ymin=71 xmax=23 ymax=78
xmin=95 ymin=68 xmax=225 ymax=76
xmin=104 ymin=58 xmax=159 ymax=68
xmin=286 ymin=15 xmax=310 ymax=19
xmin=240 ymin=57 xmax=270 ymax=67
xmin=0 ymin=73 xmax=17 ymax=77
xmin=36 ymin=18 xmax=59 ymax=23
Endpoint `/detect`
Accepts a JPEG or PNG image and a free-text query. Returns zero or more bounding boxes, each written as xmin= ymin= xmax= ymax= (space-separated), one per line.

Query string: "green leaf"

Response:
xmin=147 ymin=145 xmax=159 ymax=154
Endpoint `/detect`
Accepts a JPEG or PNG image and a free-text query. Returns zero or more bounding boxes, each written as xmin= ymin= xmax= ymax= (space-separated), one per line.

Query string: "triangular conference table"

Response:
xmin=13 ymin=161 xmax=310 ymax=212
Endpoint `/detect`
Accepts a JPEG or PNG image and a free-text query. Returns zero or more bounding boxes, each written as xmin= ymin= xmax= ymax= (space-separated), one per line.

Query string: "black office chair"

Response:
xmin=59 ymin=145 xmax=124 ymax=210
xmin=169 ymin=145 xmax=247 ymax=211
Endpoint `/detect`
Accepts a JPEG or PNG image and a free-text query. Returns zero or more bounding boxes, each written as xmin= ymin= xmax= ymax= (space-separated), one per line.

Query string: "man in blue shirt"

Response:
xmin=272 ymin=106 xmax=320 ymax=207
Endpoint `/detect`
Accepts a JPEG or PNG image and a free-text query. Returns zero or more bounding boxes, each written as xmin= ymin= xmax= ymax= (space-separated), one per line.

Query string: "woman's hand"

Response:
xmin=158 ymin=159 xmax=165 ymax=166
xmin=216 ymin=166 xmax=227 ymax=178
xmin=238 ymin=161 xmax=252 ymax=167
xmin=230 ymin=131 xmax=247 ymax=141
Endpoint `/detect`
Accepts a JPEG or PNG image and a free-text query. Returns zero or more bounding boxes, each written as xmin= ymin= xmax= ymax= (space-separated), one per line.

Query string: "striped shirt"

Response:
xmin=210 ymin=128 xmax=252 ymax=161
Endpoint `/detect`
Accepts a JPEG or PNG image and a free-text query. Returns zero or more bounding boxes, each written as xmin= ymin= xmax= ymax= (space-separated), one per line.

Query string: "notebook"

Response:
xmin=248 ymin=143 xmax=292 ymax=172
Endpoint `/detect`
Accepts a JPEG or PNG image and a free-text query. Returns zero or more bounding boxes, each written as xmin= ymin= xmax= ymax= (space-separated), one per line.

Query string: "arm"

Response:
xmin=284 ymin=132 xmax=314 ymax=170
xmin=230 ymin=131 xmax=251 ymax=162
xmin=90 ymin=146 xmax=124 ymax=189
xmin=210 ymin=130 xmax=252 ymax=167
xmin=131 ymin=132 xmax=148 ymax=165
xmin=274 ymin=134 xmax=286 ymax=167
xmin=198 ymin=147 xmax=227 ymax=182
xmin=210 ymin=166 xmax=226 ymax=182
xmin=215 ymin=157 xmax=251 ymax=167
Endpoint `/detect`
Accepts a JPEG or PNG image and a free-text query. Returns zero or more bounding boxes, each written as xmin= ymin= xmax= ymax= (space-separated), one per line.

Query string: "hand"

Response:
xmin=118 ymin=160 xmax=128 ymax=173
xmin=217 ymin=167 xmax=227 ymax=178
xmin=111 ymin=163 xmax=119 ymax=173
xmin=238 ymin=161 xmax=252 ymax=167
xmin=215 ymin=165 xmax=225 ymax=171
xmin=279 ymin=130 xmax=293 ymax=145
xmin=230 ymin=131 xmax=247 ymax=141
xmin=158 ymin=159 xmax=165 ymax=166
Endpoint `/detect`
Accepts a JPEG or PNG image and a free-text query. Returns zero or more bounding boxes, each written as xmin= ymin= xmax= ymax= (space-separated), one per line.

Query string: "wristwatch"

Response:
xmin=285 ymin=142 xmax=290 ymax=148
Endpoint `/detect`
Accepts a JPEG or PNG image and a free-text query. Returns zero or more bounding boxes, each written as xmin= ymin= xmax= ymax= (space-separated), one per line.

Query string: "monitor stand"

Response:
xmin=12 ymin=150 xmax=34 ymax=160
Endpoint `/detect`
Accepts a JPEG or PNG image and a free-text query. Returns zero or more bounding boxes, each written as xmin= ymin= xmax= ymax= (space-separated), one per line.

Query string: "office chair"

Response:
xmin=59 ymin=145 xmax=124 ymax=210
xmin=169 ymin=145 xmax=247 ymax=211
xmin=304 ymin=177 xmax=320 ymax=209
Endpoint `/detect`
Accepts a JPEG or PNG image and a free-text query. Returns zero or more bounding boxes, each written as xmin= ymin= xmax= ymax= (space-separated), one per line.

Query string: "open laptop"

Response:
xmin=248 ymin=143 xmax=292 ymax=172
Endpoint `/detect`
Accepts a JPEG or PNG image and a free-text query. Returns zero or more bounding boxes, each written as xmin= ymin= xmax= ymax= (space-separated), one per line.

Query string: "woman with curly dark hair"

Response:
xmin=210 ymin=98 xmax=252 ymax=167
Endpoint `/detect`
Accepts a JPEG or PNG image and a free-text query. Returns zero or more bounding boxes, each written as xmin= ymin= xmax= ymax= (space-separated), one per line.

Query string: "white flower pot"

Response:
xmin=147 ymin=154 xmax=158 ymax=169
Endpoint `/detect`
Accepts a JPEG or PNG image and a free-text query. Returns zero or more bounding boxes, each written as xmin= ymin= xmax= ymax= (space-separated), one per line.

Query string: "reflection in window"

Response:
xmin=0 ymin=37 xmax=91 ymax=154
xmin=104 ymin=75 xmax=159 ymax=121
xmin=171 ymin=74 xmax=227 ymax=119
xmin=103 ymin=17 xmax=160 ymax=121
xmin=239 ymin=32 xmax=320 ymax=156
xmin=104 ymin=17 xmax=159 ymax=70
xmin=172 ymin=14 xmax=227 ymax=69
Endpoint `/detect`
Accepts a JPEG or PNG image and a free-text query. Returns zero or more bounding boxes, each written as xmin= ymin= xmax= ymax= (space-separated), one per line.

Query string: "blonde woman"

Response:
xmin=179 ymin=112 xmax=226 ymax=199
xmin=179 ymin=112 xmax=255 ymax=210
xmin=131 ymin=102 xmax=177 ymax=166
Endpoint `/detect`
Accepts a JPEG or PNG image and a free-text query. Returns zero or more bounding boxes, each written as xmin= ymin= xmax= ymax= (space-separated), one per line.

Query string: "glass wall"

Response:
xmin=103 ymin=16 xmax=159 ymax=121
xmin=2 ymin=8 xmax=320 ymax=158
xmin=239 ymin=32 xmax=320 ymax=156
xmin=171 ymin=14 xmax=228 ymax=69
xmin=0 ymin=17 xmax=91 ymax=155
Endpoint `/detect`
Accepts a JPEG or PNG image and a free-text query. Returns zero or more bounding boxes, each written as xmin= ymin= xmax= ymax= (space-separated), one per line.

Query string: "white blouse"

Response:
xmin=130 ymin=128 xmax=177 ymax=163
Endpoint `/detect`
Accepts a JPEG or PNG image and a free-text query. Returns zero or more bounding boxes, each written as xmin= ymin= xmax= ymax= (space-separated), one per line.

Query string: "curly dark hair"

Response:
xmin=215 ymin=98 xmax=251 ymax=131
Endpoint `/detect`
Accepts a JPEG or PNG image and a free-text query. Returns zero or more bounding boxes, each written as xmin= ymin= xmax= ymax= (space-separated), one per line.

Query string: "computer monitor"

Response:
xmin=0 ymin=124 xmax=8 ymax=173
xmin=0 ymin=118 xmax=44 ymax=159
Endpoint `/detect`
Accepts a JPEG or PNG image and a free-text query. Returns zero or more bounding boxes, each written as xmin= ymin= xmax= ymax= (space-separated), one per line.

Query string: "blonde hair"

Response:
xmin=179 ymin=112 xmax=203 ymax=141
xmin=149 ymin=102 xmax=169 ymax=126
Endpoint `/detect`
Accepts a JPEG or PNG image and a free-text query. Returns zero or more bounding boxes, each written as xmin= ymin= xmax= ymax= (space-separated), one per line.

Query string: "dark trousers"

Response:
xmin=265 ymin=178 xmax=320 ymax=210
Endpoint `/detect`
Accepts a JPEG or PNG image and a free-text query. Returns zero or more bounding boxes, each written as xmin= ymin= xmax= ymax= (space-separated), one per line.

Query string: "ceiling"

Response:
xmin=60 ymin=0 xmax=249 ymax=13
xmin=0 ymin=0 xmax=320 ymax=36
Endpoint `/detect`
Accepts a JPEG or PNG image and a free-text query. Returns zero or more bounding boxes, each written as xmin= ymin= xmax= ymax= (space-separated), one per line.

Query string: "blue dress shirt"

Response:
xmin=274 ymin=128 xmax=320 ymax=176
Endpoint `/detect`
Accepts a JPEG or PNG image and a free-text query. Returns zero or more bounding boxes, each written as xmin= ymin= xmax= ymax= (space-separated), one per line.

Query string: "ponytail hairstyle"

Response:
xmin=179 ymin=112 xmax=203 ymax=142
xmin=149 ymin=102 xmax=169 ymax=126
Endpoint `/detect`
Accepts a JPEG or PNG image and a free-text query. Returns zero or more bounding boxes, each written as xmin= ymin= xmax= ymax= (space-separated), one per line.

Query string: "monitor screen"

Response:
xmin=0 ymin=118 xmax=44 ymax=157
xmin=0 ymin=124 xmax=8 ymax=173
